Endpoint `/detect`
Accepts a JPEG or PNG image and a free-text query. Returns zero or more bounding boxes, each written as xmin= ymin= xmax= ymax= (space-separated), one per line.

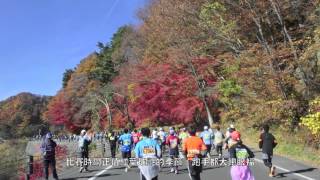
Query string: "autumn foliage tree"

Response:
xmin=0 ymin=93 xmax=51 ymax=138
xmin=44 ymin=0 xmax=319 ymax=149
xmin=45 ymin=54 xmax=100 ymax=132
xmin=112 ymin=57 xmax=218 ymax=127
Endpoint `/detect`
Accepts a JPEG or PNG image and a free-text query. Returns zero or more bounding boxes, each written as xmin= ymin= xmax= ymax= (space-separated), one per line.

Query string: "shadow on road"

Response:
xmin=275 ymin=168 xmax=317 ymax=178
xmin=59 ymin=173 xmax=121 ymax=180
xmin=202 ymin=165 xmax=226 ymax=171
xmin=252 ymin=150 xmax=262 ymax=153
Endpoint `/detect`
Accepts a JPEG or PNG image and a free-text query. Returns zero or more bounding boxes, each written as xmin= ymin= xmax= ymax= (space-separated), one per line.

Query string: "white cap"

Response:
xmin=204 ymin=126 xmax=208 ymax=130
xmin=159 ymin=128 xmax=163 ymax=131
xmin=169 ymin=129 xmax=175 ymax=135
xmin=230 ymin=124 xmax=235 ymax=129
xmin=81 ymin=129 xmax=86 ymax=134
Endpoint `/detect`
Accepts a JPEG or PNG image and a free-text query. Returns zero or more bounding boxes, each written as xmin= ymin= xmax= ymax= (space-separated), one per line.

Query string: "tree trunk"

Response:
xmin=105 ymin=99 xmax=112 ymax=128
xmin=244 ymin=0 xmax=288 ymax=100
xmin=204 ymin=99 xmax=214 ymax=127
xmin=96 ymin=95 xmax=113 ymax=129
xmin=187 ymin=58 xmax=215 ymax=126
xmin=269 ymin=0 xmax=308 ymax=96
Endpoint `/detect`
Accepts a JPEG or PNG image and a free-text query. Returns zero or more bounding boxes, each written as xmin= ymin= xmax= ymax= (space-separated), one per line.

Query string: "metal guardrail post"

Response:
xmin=25 ymin=155 xmax=33 ymax=180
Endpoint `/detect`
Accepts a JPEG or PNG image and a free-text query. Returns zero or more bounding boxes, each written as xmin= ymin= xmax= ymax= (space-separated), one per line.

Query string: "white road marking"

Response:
xmin=179 ymin=153 xmax=185 ymax=159
xmin=88 ymin=165 xmax=113 ymax=180
xmin=180 ymin=149 xmax=316 ymax=180
xmin=254 ymin=158 xmax=316 ymax=180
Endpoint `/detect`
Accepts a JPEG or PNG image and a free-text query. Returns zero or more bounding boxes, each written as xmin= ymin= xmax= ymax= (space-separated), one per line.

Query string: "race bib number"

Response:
xmin=204 ymin=134 xmax=210 ymax=140
xmin=236 ymin=148 xmax=249 ymax=159
xmin=143 ymin=146 xmax=156 ymax=156
xmin=187 ymin=149 xmax=200 ymax=158
xmin=170 ymin=139 xmax=178 ymax=149
xmin=123 ymin=139 xmax=131 ymax=146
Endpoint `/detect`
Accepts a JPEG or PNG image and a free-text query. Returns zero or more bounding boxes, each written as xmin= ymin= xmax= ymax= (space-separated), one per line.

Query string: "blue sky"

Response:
xmin=0 ymin=0 xmax=147 ymax=100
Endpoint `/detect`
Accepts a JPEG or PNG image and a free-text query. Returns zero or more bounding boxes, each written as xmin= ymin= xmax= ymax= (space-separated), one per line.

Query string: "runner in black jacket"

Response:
xmin=259 ymin=124 xmax=277 ymax=177
xmin=108 ymin=131 xmax=118 ymax=158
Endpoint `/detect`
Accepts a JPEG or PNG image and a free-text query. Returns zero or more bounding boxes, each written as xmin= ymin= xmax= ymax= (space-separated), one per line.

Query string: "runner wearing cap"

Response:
xmin=229 ymin=131 xmax=255 ymax=180
xmin=200 ymin=126 xmax=214 ymax=157
xmin=225 ymin=124 xmax=236 ymax=150
xmin=166 ymin=129 xmax=180 ymax=174
xmin=158 ymin=127 xmax=167 ymax=154
xmin=214 ymin=126 xmax=225 ymax=157
xmin=152 ymin=128 xmax=159 ymax=140
xmin=118 ymin=128 xmax=133 ymax=172
xmin=179 ymin=127 xmax=189 ymax=145
xmin=183 ymin=126 xmax=207 ymax=180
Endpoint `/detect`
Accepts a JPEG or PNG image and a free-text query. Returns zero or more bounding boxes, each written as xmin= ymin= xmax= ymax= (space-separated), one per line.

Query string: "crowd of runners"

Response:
xmin=39 ymin=124 xmax=278 ymax=180
xmin=32 ymin=131 xmax=106 ymax=142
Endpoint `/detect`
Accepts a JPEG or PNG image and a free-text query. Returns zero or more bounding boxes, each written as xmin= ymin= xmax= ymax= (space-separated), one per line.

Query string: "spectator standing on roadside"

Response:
xmin=78 ymin=129 xmax=92 ymax=173
xmin=40 ymin=132 xmax=58 ymax=180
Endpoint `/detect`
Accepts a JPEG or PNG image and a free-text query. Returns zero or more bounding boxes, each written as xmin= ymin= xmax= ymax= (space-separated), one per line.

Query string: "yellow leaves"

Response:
xmin=301 ymin=97 xmax=320 ymax=136
xmin=299 ymin=26 xmax=320 ymax=62
xmin=76 ymin=53 xmax=98 ymax=74
xmin=199 ymin=1 xmax=238 ymax=48
xmin=301 ymin=112 xmax=320 ymax=135
xmin=127 ymin=83 xmax=138 ymax=102
xmin=127 ymin=83 xmax=135 ymax=90
xmin=310 ymin=98 xmax=320 ymax=107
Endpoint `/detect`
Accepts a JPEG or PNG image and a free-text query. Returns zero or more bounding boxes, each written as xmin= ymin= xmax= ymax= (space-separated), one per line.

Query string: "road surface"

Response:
xmin=27 ymin=140 xmax=320 ymax=180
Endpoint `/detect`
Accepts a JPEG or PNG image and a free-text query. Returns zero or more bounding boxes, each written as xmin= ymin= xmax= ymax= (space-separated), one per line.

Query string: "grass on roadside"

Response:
xmin=0 ymin=139 xmax=28 ymax=179
xmin=235 ymin=124 xmax=320 ymax=168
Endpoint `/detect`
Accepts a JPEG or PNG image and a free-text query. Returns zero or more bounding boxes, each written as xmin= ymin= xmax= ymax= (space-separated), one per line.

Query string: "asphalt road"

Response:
xmin=28 ymin=140 xmax=320 ymax=180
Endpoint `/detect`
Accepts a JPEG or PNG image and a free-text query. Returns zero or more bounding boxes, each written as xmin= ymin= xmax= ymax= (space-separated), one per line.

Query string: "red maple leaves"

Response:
xmin=112 ymin=58 xmax=217 ymax=127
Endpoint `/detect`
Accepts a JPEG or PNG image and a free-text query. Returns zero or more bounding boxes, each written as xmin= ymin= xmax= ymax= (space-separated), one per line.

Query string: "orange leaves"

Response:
xmin=0 ymin=93 xmax=50 ymax=137
xmin=76 ymin=53 xmax=98 ymax=74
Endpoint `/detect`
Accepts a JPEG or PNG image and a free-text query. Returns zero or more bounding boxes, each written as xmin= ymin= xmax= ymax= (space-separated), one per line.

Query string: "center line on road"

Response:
xmin=88 ymin=165 xmax=113 ymax=180
xmin=254 ymin=158 xmax=316 ymax=180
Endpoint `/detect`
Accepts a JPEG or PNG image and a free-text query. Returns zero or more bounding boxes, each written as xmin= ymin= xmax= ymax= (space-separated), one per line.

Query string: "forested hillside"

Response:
xmin=42 ymin=0 xmax=319 ymax=148
xmin=0 ymin=93 xmax=51 ymax=138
